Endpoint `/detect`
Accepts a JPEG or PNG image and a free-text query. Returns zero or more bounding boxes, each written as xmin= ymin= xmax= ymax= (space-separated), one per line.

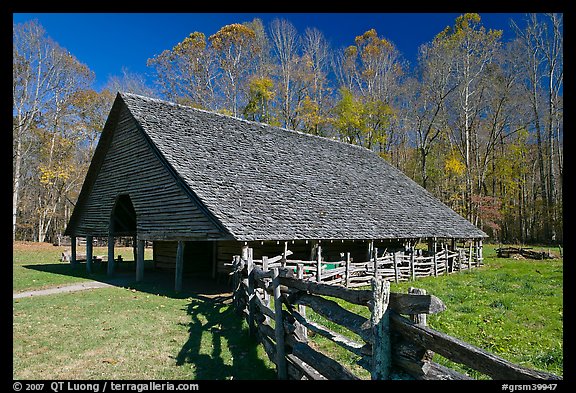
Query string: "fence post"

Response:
xmin=316 ymin=244 xmax=322 ymax=283
xmin=393 ymin=251 xmax=399 ymax=283
xmin=432 ymin=239 xmax=438 ymax=277
xmin=295 ymin=264 xmax=308 ymax=340
xmin=345 ymin=252 xmax=351 ymax=288
xmin=247 ymin=250 xmax=255 ymax=337
xmin=468 ymin=241 xmax=473 ymax=270
xmin=410 ymin=245 xmax=415 ymax=281
xmin=272 ymin=267 xmax=287 ymax=379
xmin=409 ymin=287 xmax=427 ymax=326
xmin=478 ymin=239 xmax=483 ymax=266
xmin=444 ymin=246 xmax=449 ymax=276
xmin=262 ymin=256 xmax=271 ymax=323
xmin=371 ymin=276 xmax=391 ymax=380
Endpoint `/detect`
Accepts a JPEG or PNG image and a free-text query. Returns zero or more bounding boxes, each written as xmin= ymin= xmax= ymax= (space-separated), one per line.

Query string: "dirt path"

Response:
xmin=13 ymin=272 xmax=232 ymax=300
xmin=13 ymin=274 xmax=136 ymax=299
xmin=13 ymin=281 xmax=116 ymax=299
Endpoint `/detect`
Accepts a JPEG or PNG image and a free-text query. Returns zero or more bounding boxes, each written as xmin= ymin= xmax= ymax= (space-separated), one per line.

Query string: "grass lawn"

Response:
xmin=305 ymin=243 xmax=563 ymax=379
xmin=13 ymin=241 xmax=276 ymax=380
xmin=13 ymin=241 xmax=563 ymax=380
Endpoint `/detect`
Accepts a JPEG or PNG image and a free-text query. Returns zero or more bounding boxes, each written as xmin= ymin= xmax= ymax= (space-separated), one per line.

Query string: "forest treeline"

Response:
xmin=13 ymin=13 xmax=563 ymax=244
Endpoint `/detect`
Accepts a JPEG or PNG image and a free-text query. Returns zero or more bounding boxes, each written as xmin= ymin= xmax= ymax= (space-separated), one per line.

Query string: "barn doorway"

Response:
xmin=110 ymin=194 xmax=137 ymax=236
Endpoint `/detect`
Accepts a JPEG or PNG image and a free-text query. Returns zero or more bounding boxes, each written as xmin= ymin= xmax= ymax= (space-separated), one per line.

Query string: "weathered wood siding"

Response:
xmin=71 ymin=103 xmax=228 ymax=240
xmin=154 ymin=240 xmax=214 ymax=274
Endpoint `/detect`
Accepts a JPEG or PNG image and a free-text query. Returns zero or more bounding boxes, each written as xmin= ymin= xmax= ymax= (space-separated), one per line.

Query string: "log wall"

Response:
xmin=68 ymin=102 xmax=228 ymax=241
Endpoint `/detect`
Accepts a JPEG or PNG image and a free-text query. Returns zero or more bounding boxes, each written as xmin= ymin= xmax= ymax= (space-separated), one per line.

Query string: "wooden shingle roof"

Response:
xmin=118 ymin=92 xmax=486 ymax=241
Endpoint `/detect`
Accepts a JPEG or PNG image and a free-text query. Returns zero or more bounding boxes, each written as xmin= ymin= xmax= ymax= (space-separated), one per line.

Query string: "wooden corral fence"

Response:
xmin=246 ymin=242 xmax=483 ymax=287
xmin=229 ymin=247 xmax=561 ymax=380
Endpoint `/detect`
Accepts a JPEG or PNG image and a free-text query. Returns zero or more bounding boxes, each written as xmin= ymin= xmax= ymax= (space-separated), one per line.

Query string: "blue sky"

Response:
xmin=13 ymin=13 xmax=530 ymax=91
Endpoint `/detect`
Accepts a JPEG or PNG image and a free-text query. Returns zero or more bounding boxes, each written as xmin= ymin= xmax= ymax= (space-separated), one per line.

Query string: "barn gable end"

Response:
xmin=64 ymin=94 xmax=231 ymax=241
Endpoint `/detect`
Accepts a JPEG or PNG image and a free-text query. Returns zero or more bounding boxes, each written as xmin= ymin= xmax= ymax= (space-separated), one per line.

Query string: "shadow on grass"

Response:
xmin=175 ymin=293 xmax=277 ymax=380
xmin=23 ymin=262 xmax=276 ymax=379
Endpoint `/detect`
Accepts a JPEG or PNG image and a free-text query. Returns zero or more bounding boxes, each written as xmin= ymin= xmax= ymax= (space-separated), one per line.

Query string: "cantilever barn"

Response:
xmin=64 ymin=92 xmax=487 ymax=290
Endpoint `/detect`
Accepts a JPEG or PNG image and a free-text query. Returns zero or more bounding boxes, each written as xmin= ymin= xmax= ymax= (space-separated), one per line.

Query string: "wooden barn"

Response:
xmin=64 ymin=92 xmax=487 ymax=290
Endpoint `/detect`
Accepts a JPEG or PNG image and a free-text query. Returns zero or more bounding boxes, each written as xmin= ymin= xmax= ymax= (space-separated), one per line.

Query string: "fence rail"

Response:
xmin=231 ymin=247 xmax=562 ymax=381
xmin=247 ymin=245 xmax=482 ymax=288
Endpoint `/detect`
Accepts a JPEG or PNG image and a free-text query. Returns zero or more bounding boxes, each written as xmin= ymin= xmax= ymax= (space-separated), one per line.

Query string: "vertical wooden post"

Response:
xmin=373 ymin=246 xmax=379 ymax=278
xmin=468 ymin=241 xmax=473 ymax=270
xmin=432 ymin=239 xmax=438 ymax=277
xmin=367 ymin=240 xmax=374 ymax=264
xmin=371 ymin=276 xmax=391 ymax=380
xmin=345 ymin=252 xmax=351 ymax=288
xmin=316 ymin=244 xmax=322 ymax=282
xmin=136 ymin=239 xmax=145 ymax=282
xmin=410 ymin=245 xmax=415 ymax=281
xmin=478 ymin=239 xmax=483 ymax=266
xmin=262 ymin=256 xmax=270 ymax=320
xmin=393 ymin=251 xmax=399 ymax=283
xmin=247 ymin=251 xmax=255 ymax=337
xmin=211 ymin=241 xmax=217 ymax=279
xmin=296 ymin=264 xmax=308 ymax=340
xmin=107 ymin=235 xmax=115 ymax=276
xmin=70 ymin=236 xmax=77 ymax=266
xmin=175 ymin=240 xmax=184 ymax=292
xmin=443 ymin=245 xmax=448 ymax=276
xmin=272 ymin=267 xmax=287 ymax=379
xmin=232 ymin=255 xmax=240 ymax=313
xmin=132 ymin=235 xmax=137 ymax=262
xmin=241 ymin=245 xmax=249 ymax=262
xmin=409 ymin=287 xmax=427 ymax=326
xmin=281 ymin=241 xmax=288 ymax=268
xmin=85 ymin=235 xmax=93 ymax=274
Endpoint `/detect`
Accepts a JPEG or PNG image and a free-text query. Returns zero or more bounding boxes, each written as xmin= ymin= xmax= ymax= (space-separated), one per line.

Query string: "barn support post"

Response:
xmin=211 ymin=241 xmax=217 ymax=279
xmin=371 ymin=276 xmax=391 ymax=380
xmin=70 ymin=236 xmax=77 ymax=266
xmin=316 ymin=243 xmax=322 ymax=283
xmin=136 ymin=239 xmax=145 ymax=282
xmin=410 ymin=245 xmax=416 ymax=281
xmin=281 ymin=241 xmax=288 ymax=268
xmin=85 ymin=235 xmax=93 ymax=274
xmin=373 ymin=246 xmax=379 ymax=278
xmin=367 ymin=240 xmax=374 ymax=264
xmin=132 ymin=235 xmax=137 ymax=262
xmin=175 ymin=240 xmax=184 ymax=292
xmin=107 ymin=235 xmax=115 ymax=276
xmin=345 ymin=252 xmax=351 ymax=288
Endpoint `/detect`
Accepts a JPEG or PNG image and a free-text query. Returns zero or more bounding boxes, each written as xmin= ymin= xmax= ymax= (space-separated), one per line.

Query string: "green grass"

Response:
xmin=13 ymin=242 xmax=563 ymax=380
xmin=305 ymin=243 xmax=563 ymax=379
xmin=13 ymin=242 xmax=276 ymax=380
xmin=12 ymin=242 xmax=153 ymax=292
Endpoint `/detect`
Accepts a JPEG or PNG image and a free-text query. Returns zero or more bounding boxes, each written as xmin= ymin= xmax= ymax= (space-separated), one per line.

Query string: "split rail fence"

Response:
xmin=249 ymin=243 xmax=483 ymax=287
xmin=229 ymin=247 xmax=562 ymax=381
